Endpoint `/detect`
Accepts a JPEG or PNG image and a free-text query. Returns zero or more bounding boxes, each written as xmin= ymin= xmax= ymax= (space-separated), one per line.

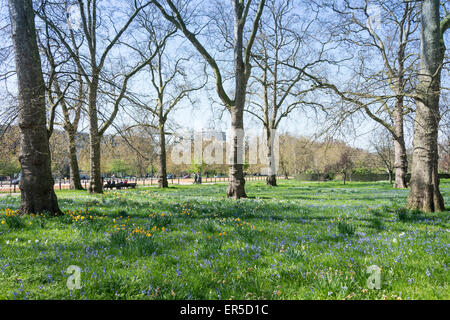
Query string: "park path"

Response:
xmin=0 ymin=193 xmax=19 ymax=197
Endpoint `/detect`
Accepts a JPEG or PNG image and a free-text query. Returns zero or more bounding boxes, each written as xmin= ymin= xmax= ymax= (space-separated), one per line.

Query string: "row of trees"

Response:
xmin=5 ymin=124 xmax=450 ymax=185
xmin=2 ymin=0 xmax=449 ymax=214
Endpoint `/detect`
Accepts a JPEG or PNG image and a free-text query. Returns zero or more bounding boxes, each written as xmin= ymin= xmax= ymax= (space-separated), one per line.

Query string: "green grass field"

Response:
xmin=0 ymin=179 xmax=448 ymax=300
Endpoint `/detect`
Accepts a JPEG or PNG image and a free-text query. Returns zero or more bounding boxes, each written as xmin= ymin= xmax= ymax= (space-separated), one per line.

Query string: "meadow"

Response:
xmin=0 ymin=179 xmax=448 ymax=300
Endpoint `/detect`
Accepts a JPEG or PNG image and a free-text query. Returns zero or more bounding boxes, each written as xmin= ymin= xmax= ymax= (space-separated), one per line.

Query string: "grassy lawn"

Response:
xmin=0 ymin=179 xmax=448 ymax=300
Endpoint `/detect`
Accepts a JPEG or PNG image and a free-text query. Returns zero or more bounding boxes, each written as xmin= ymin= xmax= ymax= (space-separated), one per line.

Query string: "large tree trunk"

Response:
xmin=265 ymin=127 xmax=277 ymax=186
xmin=8 ymin=0 xmax=61 ymax=215
xmin=67 ymin=131 xmax=83 ymax=190
xmin=87 ymin=77 xmax=103 ymax=194
xmin=158 ymin=122 xmax=168 ymax=188
xmin=407 ymin=0 xmax=445 ymax=212
xmin=393 ymin=102 xmax=408 ymax=189
xmin=227 ymin=109 xmax=247 ymax=199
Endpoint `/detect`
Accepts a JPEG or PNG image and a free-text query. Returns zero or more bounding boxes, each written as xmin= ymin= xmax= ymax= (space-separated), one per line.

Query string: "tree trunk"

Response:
xmin=393 ymin=102 xmax=408 ymax=189
xmin=407 ymin=0 xmax=445 ymax=212
xmin=89 ymin=132 xmax=103 ymax=193
xmin=388 ymin=169 xmax=393 ymax=184
xmin=8 ymin=0 xmax=61 ymax=215
xmin=158 ymin=122 xmax=168 ymax=188
xmin=87 ymin=77 xmax=103 ymax=194
xmin=67 ymin=131 xmax=83 ymax=190
xmin=227 ymin=109 xmax=247 ymax=199
xmin=265 ymin=128 xmax=277 ymax=186
xmin=227 ymin=5 xmax=247 ymax=199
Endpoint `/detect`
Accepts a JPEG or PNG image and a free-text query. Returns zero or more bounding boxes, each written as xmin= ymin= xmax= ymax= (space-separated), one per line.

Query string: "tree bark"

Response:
xmin=393 ymin=101 xmax=408 ymax=189
xmin=87 ymin=76 xmax=103 ymax=194
xmin=8 ymin=0 xmax=61 ymax=215
xmin=226 ymin=2 xmax=249 ymax=199
xmin=227 ymin=109 xmax=247 ymax=199
xmin=407 ymin=0 xmax=445 ymax=212
xmin=265 ymin=128 xmax=277 ymax=186
xmin=67 ymin=131 xmax=83 ymax=190
xmin=158 ymin=122 xmax=168 ymax=188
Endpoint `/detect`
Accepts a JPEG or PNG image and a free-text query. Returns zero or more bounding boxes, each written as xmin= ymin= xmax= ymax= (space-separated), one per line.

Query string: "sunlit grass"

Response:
xmin=0 ymin=179 xmax=448 ymax=300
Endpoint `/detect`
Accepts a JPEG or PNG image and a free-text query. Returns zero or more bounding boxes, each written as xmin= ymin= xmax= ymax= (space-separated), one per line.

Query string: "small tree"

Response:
xmin=108 ymin=159 xmax=131 ymax=178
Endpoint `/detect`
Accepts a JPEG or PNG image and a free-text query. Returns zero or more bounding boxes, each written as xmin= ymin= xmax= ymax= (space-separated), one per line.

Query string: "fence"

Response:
xmin=0 ymin=175 xmax=291 ymax=193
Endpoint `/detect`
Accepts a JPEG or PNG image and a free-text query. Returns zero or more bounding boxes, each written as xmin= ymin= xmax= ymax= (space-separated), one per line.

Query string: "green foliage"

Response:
xmin=5 ymin=215 xmax=25 ymax=230
xmin=370 ymin=217 xmax=385 ymax=231
xmin=337 ymin=221 xmax=355 ymax=236
xmin=150 ymin=213 xmax=172 ymax=229
xmin=0 ymin=158 xmax=20 ymax=177
xmin=107 ymin=159 xmax=131 ymax=177
xmin=109 ymin=230 xmax=128 ymax=247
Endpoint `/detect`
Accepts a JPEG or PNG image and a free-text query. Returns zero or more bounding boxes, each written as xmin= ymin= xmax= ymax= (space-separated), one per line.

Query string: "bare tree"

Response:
xmin=124 ymin=8 xmax=205 ymax=188
xmin=336 ymin=147 xmax=355 ymax=185
xmin=407 ymin=0 xmax=448 ymax=212
xmin=37 ymin=19 xmax=85 ymax=190
xmin=309 ymin=0 xmax=420 ymax=189
xmin=247 ymin=0 xmax=328 ymax=186
xmin=7 ymin=0 xmax=61 ymax=214
xmin=152 ymin=0 xmax=266 ymax=199
xmin=372 ymin=129 xmax=395 ymax=184
xmin=37 ymin=0 xmax=152 ymax=193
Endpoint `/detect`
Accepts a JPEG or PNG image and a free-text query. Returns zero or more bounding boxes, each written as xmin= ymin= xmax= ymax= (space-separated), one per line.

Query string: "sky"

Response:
xmin=0 ymin=0 xmax=448 ymax=153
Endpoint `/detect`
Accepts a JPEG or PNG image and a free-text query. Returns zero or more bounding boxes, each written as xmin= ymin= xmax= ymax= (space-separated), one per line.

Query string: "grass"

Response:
xmin=0 ymin=179 xmax=448 ymax=300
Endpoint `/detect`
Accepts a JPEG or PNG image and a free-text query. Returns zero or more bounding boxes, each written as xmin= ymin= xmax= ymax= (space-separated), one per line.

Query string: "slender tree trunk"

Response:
xmin=227 ymin=108 xmax=247 ymax=199
xmin=388 ymin=169 xmax=393 ymax=184
xmin=67 ymin=131 xmax=83 ymax=190
xmin=87 ymin=77 xmax=103 ymax=194
xmin=393 ymin=102 xmax=408 ymax=188
xmin=407 ymin=0 xmax=445 ymax=212
xmin=265 ymin=128 xmax=277 ymax=186
xmin=8 ymin=0 xmax=61 ymax=215
xmin=158 ymin=122 xmax=168 ymax=188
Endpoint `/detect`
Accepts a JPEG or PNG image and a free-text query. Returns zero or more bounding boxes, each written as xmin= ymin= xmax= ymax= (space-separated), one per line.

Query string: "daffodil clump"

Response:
xmin=66 ymin=209 xmax=105 ymax=223
xmin=129 ymin=227 xmax=152 ymax=239
xmin=1 ymin=208 xmax=19 ymax=217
